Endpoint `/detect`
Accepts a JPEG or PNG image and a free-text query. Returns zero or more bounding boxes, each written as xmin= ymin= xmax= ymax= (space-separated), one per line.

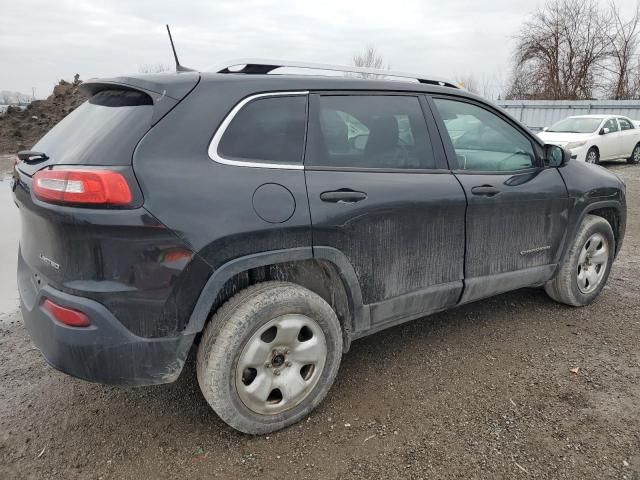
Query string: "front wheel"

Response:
xmin=586 ymin=147 xmax=599 ymax=164
xmin=545 ymin=214 xmax=615 ymax=306
xmin=627 ymin=143 xmax=640 ymax=164
xmin=196 ymin=281 xmax=343 ymax=434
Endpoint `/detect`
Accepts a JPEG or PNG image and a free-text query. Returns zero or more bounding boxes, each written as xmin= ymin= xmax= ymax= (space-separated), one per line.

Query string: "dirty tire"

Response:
xmin=586 ymin=147 xmax=599 ymax=164
xmin=545 ymin=214 xmax=615 ymax=306
xmin=627 ymin=143 xmax=640 ymax=164
xmin=196 ymin=281 xmax=342 ymax=434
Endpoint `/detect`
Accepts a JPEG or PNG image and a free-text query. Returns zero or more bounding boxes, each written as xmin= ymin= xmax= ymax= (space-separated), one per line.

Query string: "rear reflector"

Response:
xmin=43 ymin=299 xmax=91 ymax=327
xmin=33 ymin=169 xmax=132 ymax=205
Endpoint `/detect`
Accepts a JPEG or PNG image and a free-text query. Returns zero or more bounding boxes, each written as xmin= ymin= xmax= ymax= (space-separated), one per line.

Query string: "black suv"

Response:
xmin=13 ymin=60 xmax=626 ymax=434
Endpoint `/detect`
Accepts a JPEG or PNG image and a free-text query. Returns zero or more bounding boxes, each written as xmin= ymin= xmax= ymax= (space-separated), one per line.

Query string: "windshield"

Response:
xmin=547 ymin=117 xmax=602 ymax=134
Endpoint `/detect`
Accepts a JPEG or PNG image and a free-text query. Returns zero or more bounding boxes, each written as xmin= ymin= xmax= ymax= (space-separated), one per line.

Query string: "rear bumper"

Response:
xmin=18 ymin=253 xmax=195 ymax=386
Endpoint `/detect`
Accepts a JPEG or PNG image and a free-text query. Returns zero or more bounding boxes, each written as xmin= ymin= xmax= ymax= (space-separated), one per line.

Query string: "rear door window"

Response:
xmin=307 ymin=95 xmax=436 ymax=169
xmin=217 ymin=95 xmax=307 ymax=165
xmin=618 ymin=118 xmax=634 ymax=130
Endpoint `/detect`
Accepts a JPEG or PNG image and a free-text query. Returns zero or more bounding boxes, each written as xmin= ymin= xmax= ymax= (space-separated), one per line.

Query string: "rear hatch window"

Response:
xmin=18 ymin=89 xmax=153 ymax=176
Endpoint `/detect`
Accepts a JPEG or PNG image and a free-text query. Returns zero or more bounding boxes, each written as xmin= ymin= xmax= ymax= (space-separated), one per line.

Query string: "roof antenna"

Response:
xmin=166 ymin=25 xmax=195 ymax=72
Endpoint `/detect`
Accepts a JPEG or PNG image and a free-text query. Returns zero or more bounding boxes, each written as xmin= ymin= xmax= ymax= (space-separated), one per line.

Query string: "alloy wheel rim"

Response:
xmin=634 ymin=146 xmax=640 ymax=162
xmin=576 ymin=232 xmax=608 ymax=294
xmin=587 ymin=151 xmax=597 ymax=163
xmin=236 ymin=314 xmax=327 ymax=415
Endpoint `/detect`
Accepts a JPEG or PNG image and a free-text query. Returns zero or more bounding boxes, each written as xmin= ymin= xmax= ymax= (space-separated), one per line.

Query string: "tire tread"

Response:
xmin=196 ymin=281 xmax=342 ymax=434
xmin=545 ymin=214 xmax=614 ymax=306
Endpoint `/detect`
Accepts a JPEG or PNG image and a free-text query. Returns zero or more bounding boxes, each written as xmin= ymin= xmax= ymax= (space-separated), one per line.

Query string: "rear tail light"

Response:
xmin=43 ymin=299 xmax=91 ymax=327
xmin=33 ymin=168 xmax=132 ymax=206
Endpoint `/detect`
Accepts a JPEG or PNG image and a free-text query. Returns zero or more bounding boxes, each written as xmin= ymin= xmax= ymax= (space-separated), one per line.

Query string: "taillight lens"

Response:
xmin=33 ymin=169 xmax=132 ymax=205
xmin=43 ymin=299 xmax=91 ymax=327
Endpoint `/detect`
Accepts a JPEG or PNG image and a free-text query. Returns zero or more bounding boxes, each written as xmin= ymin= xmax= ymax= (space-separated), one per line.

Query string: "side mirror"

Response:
xmin=542 ymin=126 xmax=549 ymax=132
xmin=599 ymin=127 xmax=610 ymax=135
xmin=544 ymin=144 xmax=570 ymax=167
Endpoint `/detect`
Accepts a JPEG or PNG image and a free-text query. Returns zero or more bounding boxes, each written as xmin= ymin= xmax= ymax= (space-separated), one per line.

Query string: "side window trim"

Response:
xmin=207 ymin=91 xmax=309 ymax=170
xmin=418 ymin=95 xmax=449 ymax=170
xmin=421 ymin=95 xmax=456 ymax=170
xmin=306 ymin=91 xmax=445 ymax=172
xmin=426 ymin=94 xmax=544 ymax=173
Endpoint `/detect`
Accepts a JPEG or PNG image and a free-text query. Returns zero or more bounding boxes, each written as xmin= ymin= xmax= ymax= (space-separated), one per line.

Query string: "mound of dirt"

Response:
xmin=0 ymin=75 xmax=87 ymax=155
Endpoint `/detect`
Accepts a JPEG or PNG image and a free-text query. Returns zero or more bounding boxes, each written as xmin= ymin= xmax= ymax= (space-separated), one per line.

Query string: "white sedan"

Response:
xmin=538 ymin=114 xmax=640 ymax=165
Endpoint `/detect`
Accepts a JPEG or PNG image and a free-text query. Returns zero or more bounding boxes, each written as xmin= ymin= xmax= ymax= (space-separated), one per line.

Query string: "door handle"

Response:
xmin=320 ymin=189 xmax=368 ymax=203
xmin=470 ymin=185 xmax=500 ymax=197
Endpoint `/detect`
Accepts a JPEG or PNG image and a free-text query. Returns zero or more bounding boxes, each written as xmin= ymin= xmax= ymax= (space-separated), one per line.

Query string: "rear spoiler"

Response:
xmin=81 ymin=73 xmax=200 ymax=124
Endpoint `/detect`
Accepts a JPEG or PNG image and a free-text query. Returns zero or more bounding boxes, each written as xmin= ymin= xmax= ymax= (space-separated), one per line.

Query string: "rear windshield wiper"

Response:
xmin=17 ymin=151 xmax=49 ymax=163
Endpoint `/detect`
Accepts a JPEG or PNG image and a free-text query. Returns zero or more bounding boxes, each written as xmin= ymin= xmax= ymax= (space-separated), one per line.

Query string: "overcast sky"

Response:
xmin=1 ymin=0 xmax=638 ymax=99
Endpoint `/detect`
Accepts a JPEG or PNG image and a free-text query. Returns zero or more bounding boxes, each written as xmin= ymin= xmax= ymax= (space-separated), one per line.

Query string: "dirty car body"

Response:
xmin=13 ymin=66 xmax=626 ymax=397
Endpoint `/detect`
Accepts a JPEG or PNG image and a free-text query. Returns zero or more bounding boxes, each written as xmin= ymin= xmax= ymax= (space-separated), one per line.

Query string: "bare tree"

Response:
xmin=351 ymin=45 xmax=389 ymax=79
xmin=455 ymin=74 xmax=494 ymax=97
xmin=0 ymin=91 xmax=31 ymax=105
xmin=455 ymin=75 xmax=479 ymax=94
xmin=603 ymin=1 xmax=640 ymax=99
xmin=138 ymin=63 xmax=172 ymax=74
xmin=507 ymin=0 xmax=610 ymax=100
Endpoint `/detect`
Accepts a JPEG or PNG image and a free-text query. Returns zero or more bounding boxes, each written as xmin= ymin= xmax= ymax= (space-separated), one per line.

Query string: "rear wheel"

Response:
xmin=586 ymin=147 xmax=599 ymax=164
xmin=545 ymin=214 xmax=614 ymax=306
xmin=196 ymin=281 xmax=342 ymax=434
xmin=627 ymin=143 xmax=640 ymax=164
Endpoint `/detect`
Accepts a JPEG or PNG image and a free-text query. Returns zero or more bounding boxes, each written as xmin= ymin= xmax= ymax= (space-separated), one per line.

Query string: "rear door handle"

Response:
xmin=470 ymin=185 xmax=500 ymax=197
xmin=320 ymin=189 xmax=368 ymax=203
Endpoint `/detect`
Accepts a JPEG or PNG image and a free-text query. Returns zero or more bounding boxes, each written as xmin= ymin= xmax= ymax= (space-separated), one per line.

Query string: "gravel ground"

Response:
xmin=0 ymin=162 xmax=638 ymax=480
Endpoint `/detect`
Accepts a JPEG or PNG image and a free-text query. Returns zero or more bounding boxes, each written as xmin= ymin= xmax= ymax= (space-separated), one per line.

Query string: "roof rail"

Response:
xmin=212 ymin=58 xmax=458 ymax=88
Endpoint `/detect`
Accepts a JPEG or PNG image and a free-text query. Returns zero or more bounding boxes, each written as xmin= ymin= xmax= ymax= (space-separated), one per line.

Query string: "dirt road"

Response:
xmin=1 ymin=162 xmax=638 ymax=480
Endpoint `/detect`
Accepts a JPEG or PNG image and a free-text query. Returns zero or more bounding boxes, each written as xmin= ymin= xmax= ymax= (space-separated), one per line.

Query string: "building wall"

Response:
xmin=495 ymin=100 xmax=640 ymax=132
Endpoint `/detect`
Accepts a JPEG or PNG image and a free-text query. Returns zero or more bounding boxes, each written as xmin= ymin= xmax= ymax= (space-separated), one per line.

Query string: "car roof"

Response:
xmin=199 ymin=72 xmax=473 ymax=96
xmin=87 ymin=71 xmax=481 ymax=103
xmin=568 ymin=114 xmax=625 ymax=120
xmin=211 ymin=58 xmax=458 ymax=86
xmin=198 ymin=58 xmax=463 ymax=94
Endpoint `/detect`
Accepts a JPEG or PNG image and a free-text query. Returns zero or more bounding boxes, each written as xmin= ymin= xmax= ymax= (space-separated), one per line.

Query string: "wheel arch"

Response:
xmin=184 ymin=247 xmax=364 ymax=352
xmin=559 ymin=200 xmax=626 ymax=265
xmin=588 ymin=205 xmax=624 ymax=256
xmin=629 ymin=141 xmax=640 ymax=162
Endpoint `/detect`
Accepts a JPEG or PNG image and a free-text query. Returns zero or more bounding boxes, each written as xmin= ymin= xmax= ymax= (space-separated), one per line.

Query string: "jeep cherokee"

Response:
xmin=12 ymin=60 xmax=626 ymax=434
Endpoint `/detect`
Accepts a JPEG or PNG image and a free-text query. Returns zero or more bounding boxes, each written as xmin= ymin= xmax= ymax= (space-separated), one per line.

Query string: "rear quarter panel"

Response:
xmin=12 ymin=170 xmax=201 ymax=338
xmin=132 ymin=79 xmax=312 ymax=329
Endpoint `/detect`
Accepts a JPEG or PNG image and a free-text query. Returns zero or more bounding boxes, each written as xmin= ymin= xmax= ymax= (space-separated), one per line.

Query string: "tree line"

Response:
xmin=507 ymin=0 xmax=640 ymax=100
